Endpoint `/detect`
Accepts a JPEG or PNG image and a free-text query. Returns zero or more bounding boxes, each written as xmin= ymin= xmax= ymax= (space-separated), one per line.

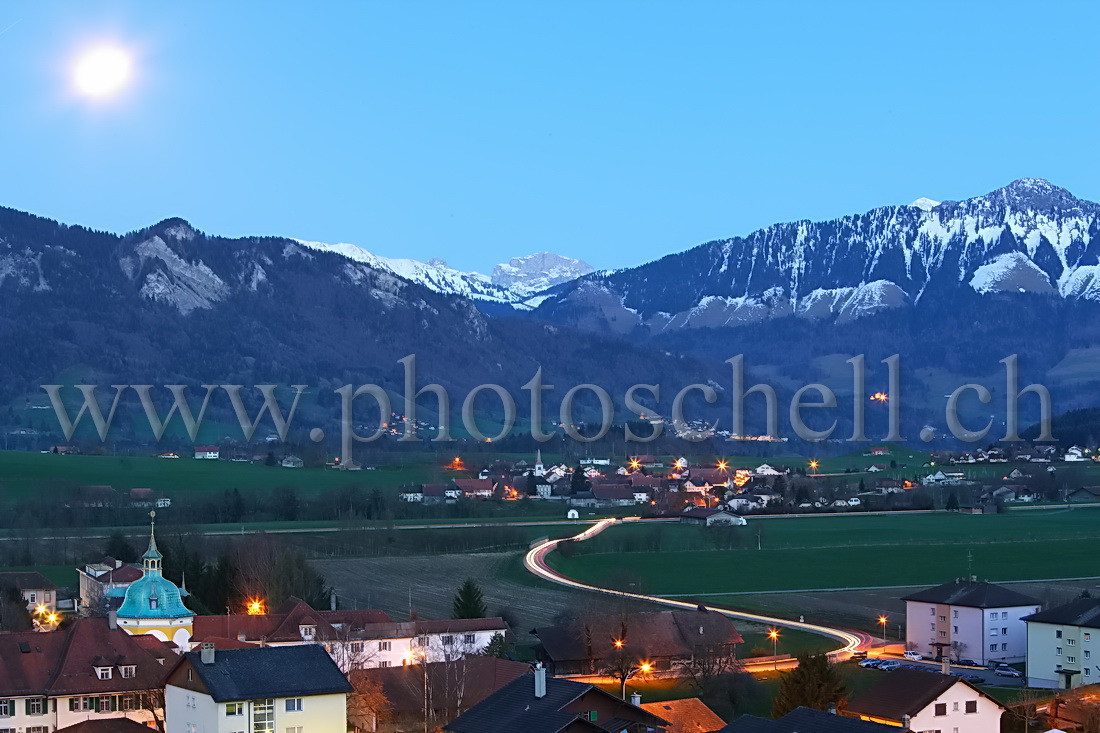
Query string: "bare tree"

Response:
xmin=347 ymin=673 xmax=391 ymax=733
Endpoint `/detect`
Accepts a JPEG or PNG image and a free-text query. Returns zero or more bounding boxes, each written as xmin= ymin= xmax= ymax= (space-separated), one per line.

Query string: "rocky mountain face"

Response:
xmin=533 ymin=179 xmax=1100 ymax=334
xmin=490 ymin=252 xmax=594 ymax=299
xmin=0 ymin=209 xmax=714 ymax=431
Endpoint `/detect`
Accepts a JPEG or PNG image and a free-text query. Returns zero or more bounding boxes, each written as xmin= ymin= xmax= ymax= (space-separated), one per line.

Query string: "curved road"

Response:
xmin=524 ymin=518 xmax=872 ymax=670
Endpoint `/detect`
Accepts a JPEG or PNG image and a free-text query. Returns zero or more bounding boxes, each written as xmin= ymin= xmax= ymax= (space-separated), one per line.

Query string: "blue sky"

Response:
xmin=0 ymin=1 xmax=1097 ymax=273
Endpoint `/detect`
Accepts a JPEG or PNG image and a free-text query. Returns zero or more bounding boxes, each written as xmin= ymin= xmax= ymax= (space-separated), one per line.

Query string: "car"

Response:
xmin=959 ymin=658 xmax=978 ymax=666
xmin=961 ymin=674 xmax=984 ymax=683
xmin=851 ymin=651 xmax=868 ymax=660
xmin=994 ymin=666 xmax=1023 ymax=678
xmin=858 ymin=659 xmax=881 ymax=668
xmin=877 ymin=661 xmax=902 ymax=671
xmin=903 ymin=651 xmax=923 ymax=661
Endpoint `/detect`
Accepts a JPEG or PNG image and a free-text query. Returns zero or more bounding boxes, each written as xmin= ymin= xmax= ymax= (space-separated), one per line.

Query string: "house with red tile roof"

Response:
xmin=0 ymin=570 xmax=59 ymax=613
xmin=639 ymin=697 xmax=726 ymax=733
xmin=191 ymin=598 xmax=509 ymax=673
xmin=0 ymin=617 xmax=173 ymax=730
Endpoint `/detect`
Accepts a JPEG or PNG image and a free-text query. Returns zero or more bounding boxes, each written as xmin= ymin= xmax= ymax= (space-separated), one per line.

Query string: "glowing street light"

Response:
xmin=878 ymin=615 xmax=888 ymax=652
xmin=246 ymin=599 xmax=265 ymax=616
xmin=809 ymin=459 xmax=819 ymax=475
xmin=768 ymin=628 xmax=780 ymax=670
xmin=717 ymin=460 xmax=728 ymax=472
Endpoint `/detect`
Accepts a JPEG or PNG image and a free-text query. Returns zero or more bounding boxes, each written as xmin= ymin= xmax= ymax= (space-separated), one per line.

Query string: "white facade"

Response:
xmin=1026 ymin=622 xmax=1098 ymax=689
xmin=166 ymin=686 xmax=347 ymax=733
xmin=905 ymin=600 xmax=1040 ymax=665
xmin=906 ymin=680 xmax=1004 ymax=733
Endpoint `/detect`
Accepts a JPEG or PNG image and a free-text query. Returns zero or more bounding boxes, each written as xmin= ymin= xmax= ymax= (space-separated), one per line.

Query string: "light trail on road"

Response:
xmin=524 ymin=518 xmax=872 ymax=667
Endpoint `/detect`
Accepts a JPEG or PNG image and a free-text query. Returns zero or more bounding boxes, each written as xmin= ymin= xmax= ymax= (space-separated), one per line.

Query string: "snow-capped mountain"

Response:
xmin=535 ymin=178 xmax=1100 ymax=333
xmin=295 ymin=240 xmax=591 ymax=308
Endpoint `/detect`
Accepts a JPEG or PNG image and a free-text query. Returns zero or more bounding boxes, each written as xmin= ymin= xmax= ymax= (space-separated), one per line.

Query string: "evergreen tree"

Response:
xmin=105 ymin=531 xmax=137 ymax=563
xmin=945 ymin=491 xmax=960 ymax=511
xmin=452 ymin=578 xmax=487 ymax=619
xmin=526 ymin=473 xmax=538 ymax=496
xmin=771 ymin=653 xmax=848 ymax=718
xmin=481 ymin=632 xmax=512 ymax=659
xmin=570 ymin=466 xmax=589 ymax=494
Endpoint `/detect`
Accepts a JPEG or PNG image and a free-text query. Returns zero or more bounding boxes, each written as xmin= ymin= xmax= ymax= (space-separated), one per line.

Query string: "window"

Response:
xmin=934 ymin=703 xmax=947 ymax=716
xmin=953 ymin=610 xmax=959 ymax=619
xmin=1069 ymin=656 xmax=1077 ymax=664
xmin=285 ymin=698 xmax=303 ymax=713
xmin=1002 ymin=612 xmax=1008 ymax=619
xmin=253 ymin=698 xmax=275 ymax=733
xmin=965 ymin=700 xmax=978 ymax=714
xmin=442 ymin=635 xmax=455 ymax=646
xmin=1087 ymin=633 xmax=1092 ymax=642
xmin=1087 ymin=668 xmax=1093 ymax=676
xmin=28 ymin=592 xmax=36 ymax=603
xmin=226 ymin=702 xmax=244 ymax=716
xmin=378 ymin=641 xmax=391 ymax=651
xmin=990 ymin=644 xmax=997 ymax=652
xmin=287 ymin=728 xmax=303 ymax=733
xmin=379 ymin=660 xmax=391 ymax=668
xmin=96 ymin=667 xmax=112 ymax=680
xmin=0 ymin=699 xmax=10 ymax=716
xmin=120 ymin=665 xmax=136 ymax=678
xmin=1001 ymin=643 xmax=1008 ymax=651
xmin=416 ymin=637 xmax=428 ymax=647
xmin=939 ymin=631 xmax=947 ymax=638
xmin=939 ymin=616 xmax=947 ymax=622
xmin=953 ymin=626 xmax=958 ymax=633
xmin=99 ymin=696 xmax=111 ymax=712
xmin=990 ymin=629 xmax=999 ymax=636
xmin=1057 ymin=647 xmax=1063 ymax=656
xmin=1001 ymin=627 xmax=1008 ymax=635
xmin=930 ymin=607 xmax=935 ymax=616
xmin=350 ymin=642 xmax=363 ymax=653
xmin=1068 ymin=639 xmax=1077 ymax=646
xmin=26 ymin=698 xmax=45 ymax=716
xmin=464 ymin=634 xmax=476 ymax=644
xmin=149 ymin=597 xmax=158 ymax=610
xmin=299 ymin=625 xmax=315 ymax=640
xmin=989 ymin=612 xmax=997 ymax=620
xmin=27 ymin=728 xmax=48 ymax=733
xmin=121 ymin=695 xmax=136 ymax=711
xmin=1057 ymin=630 xmax=1063 ymax=639
xmin=930 ymin=623 xmax=935 ymax=631
xmin=1086 ymin=650 xmax=1092 ymax=659
xmin=952 ymin=702 xmax=959 ymax=711
xmin=582 ymin=711 xmax=599 ymax=722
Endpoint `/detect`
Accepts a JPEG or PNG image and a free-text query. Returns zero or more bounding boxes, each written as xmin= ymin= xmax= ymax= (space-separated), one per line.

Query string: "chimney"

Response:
xmin=534 ymin=662 xmax=547 ymax=699
xmin=630 ymin=692 xmax=642 ymax=706
xmin=827 ymin=703 xmax=837 ymax=715
xmin=200 ymin=642 xmax=216 ymax=665
xmin=237 ymin=631 xmax=246 ymax=642
xmin=108 ymin=608 xmax=117 ymax=631
xmin=901 ymin=714 xmax=911 ymax=731
xmin=941 ymin=656 xmax=951 ymax=676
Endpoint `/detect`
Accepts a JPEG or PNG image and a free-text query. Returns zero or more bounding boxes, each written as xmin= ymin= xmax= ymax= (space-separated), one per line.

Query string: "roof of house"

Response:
xmin=183 ymin=645 xmax=352 ymax=703
xmin=0 ymin=570 xmax=59 ymax=591
xmin=900 ymin=580 xmax=1040 ymax=609
xmin=453 ymin=478 xmax=496 ymax=492
xmin=681 ymin=508 xmax=737 ymax=519
xmin=444 ymin=672 xmax=667 ymax=733
xmin=846 ymin=669 xmax=997 ymax=722
xmin=349 ymin=656 xmax=529 ymax=719
xmin=590 ymin=485 xmax=636 ymax=500
xmin=639 ymin=697 xmax=726 ymax=732
xmin=721 ymin=707 xmax=896 ymax=732
xmin=535 ymin=609 xmax=742 ymax=664
xmin=0 ymin=618 xmax=171 ymax=698
xmin=56 ymin=719 xmax=156 ymax=733
xmin=1023 ymin=597 xmax=1100 ymax=629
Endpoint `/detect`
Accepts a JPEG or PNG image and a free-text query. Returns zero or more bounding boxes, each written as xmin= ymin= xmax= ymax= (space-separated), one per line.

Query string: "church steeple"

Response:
xmin=142 ymin=510 xmax=163 ymax=576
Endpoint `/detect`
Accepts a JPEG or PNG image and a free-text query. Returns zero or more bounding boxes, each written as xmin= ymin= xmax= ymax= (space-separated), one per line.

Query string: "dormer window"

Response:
xmin=300 ymin=625 xmax=316 ymax=640
xmin=95 ymin=667 xmax=112 ymax=680
xmin=149 ymin=597 xmax=158 ymax=610
xmin=120 ymin=665 xmax=136 ymax=678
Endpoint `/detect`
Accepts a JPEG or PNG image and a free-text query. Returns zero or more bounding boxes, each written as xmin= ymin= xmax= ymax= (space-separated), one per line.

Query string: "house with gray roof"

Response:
xmin=1023 ymin=597 xmax=1100 ymax=689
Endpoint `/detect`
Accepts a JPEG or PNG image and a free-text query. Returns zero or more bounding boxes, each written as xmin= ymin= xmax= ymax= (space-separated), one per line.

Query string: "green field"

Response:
xmin=547 ymin=510 xmax=1100 ymax=595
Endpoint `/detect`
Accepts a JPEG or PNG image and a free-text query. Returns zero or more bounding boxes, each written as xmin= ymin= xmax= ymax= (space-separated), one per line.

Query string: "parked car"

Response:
xmin=858 ymin=659 xmax=881 ymax=668
xmin=961 ymin=674 xmax=984 ymax=683
xmin=994 ymin=666 xmax=1023 ymax=678
xmin=877 ymin=661 xmax=902 ymax=671
xmin=959 ymin=658 xmax=978 ymax=666
xmin=903 ymin=651 xmax=923 ymax=661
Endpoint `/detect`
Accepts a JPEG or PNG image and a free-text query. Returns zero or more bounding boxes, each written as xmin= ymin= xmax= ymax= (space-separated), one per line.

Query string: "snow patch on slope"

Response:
xmin=969 ymin=252 xmax=1054 ymax=295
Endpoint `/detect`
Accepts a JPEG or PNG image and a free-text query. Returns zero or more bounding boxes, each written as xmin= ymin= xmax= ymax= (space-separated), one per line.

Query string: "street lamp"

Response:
xmin=809 ymin=460 xmax=819 ymax=475
xmin=768 ymin=629 xmax=780 ymax=670
xmin=878 ymin=615 xmax=888 ymax=654
xmin=620 ymin=661 xmax=652 ymax=700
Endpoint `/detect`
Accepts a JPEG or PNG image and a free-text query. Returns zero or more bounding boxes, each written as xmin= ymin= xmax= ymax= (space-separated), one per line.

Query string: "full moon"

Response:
xmin=73 ymin=46 xmax=132 ymax=98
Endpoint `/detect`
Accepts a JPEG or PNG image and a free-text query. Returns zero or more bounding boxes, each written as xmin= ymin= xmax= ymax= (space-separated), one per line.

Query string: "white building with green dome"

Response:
xmin=116 ymin=512 xmax=194 ymax=648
